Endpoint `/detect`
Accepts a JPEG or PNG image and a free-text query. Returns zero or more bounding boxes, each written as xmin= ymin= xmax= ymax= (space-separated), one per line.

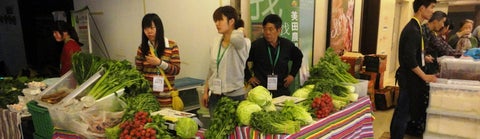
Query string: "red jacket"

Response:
xmin=60 ymin=40 xmax=81 ymax=75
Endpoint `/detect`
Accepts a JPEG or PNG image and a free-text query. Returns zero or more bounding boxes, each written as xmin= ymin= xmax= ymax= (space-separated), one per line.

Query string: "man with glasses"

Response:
xmin=245 ymin=14 xmax=303 ymax=98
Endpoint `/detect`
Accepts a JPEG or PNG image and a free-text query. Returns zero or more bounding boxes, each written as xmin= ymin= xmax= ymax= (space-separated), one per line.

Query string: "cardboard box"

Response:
xmin=375 ymin=88 xmax=393 ymax=110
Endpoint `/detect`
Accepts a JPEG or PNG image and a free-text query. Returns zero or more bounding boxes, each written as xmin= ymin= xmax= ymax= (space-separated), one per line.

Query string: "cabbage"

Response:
xmin=175 ymin=118 xmax=198 ymax=138
xmin=281 ymin=100 xmax=314 ymax=125
xmin=263 ymin=102 xmax=277 ymax=112
xmin=292 ymin=87 xmax=313 ymax=99
xmin=247 ymin=86 xmax=272 ymax=106
xmin=236 ymin=100 xmax=262 ymax=125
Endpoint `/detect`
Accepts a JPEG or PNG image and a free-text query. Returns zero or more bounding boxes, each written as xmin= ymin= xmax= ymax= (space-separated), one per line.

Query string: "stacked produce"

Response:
xmin=235 ymin=86 xmax=312 ymax=134
xmin=300 ymin=48 xmax=359 ymax=117
xmin=106 ymin=111 xmax=171 ymax=139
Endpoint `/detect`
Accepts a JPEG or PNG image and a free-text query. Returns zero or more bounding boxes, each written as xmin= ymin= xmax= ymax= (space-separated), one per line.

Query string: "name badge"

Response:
xmin=267 ymin=75 xmax=278 ymax=90
xmin=153 ymin=76 xmax=164 ymax=92
xmin=212 ymin=78 xmax=222 ymax=94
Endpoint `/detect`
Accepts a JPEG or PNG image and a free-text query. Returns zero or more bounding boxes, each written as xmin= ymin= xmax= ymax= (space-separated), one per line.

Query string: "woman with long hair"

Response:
xmin=134 ymin=13 xmax=181 ymax=107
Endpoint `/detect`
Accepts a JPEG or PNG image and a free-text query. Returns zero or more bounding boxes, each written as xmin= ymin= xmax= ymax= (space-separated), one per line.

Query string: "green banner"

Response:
xmin=250 ymin=0 xmax=300 ymax=45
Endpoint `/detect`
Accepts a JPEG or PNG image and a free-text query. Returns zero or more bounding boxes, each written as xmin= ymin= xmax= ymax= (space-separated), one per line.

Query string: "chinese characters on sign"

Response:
xmin=250 ymin=0 xmax=300 ymax=47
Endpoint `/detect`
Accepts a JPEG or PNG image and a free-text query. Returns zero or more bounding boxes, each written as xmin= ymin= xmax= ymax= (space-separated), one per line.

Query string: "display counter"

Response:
xmin=195 ymin=96 xmax=373 ymax=139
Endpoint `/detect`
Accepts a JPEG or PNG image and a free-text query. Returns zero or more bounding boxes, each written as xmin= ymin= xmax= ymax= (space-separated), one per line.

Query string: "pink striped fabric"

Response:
xmin=0 ymin=109 xmax=22 ymax=139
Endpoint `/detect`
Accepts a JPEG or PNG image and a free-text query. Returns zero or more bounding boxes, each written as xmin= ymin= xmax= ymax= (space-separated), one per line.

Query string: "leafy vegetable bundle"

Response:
xmin=72 ymin=53 xmax=106 ymax=84
xmin=88 ymin=60 xmax=150 ymax=100
xmin=250 ymin=110 xmax=300 ymax=134
xmin=205 ymin=97 xmax=239 ymax=139
xmin=122 ymin=93 xmax=161 ymax=120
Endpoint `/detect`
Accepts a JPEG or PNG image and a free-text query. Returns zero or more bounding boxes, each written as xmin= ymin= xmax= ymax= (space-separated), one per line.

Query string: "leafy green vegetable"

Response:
xmin=236 ymin=100 xmax=262 ymax=125
xmin=292 ymin=85 xmax=314 ymax=99
xmin=175 ymin=118 xmax=198 ymax=138
xmin=122 ymin=93 xmax=160 ymax=120
xmin=250 ymin=110 xmax=300 ymax=134
xmin=104 ymin=124 xmax=120 ymax=139
xmin=88 ymin=60 xmax=150 ymax=100
xmin=144 ymin=114 xmax=172 ymax=139
xmin=205 ymin=97 xmax=239 ymax=139
xmin=0 ymin=77 xmax=41 ymax=108
xmin=247 ymin=86 xmax=272 ymax=107
xmin=72 ymin=53 xmax=106 ymax=84
xmin=281 ymin=100 xmax=314 ymax=125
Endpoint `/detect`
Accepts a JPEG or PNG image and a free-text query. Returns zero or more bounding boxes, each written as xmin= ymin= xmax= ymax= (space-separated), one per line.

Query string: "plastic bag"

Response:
xmin=464 ymin=48 xmax=480 ymax=59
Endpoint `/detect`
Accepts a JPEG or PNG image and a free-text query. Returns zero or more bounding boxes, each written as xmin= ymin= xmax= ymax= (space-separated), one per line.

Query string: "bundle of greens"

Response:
xmin=122 ymin=93 xmax=161 ymax=120
xmin=250 ymin=110 xmax=300 ymax=134
xmin=305 ymin=48 xmax=358 ymax=88
xmin=205 ymin=97 xmax=239 ymax=139
xmin=87 ymin=60 xmax=150 ymax=100
xmin=280 ymin=100 xmax=314 ymax=126
xmin=71 ymin=53 xmax=106 ymax=84
xmin=303 ymin=48 xmax=359 ymax=111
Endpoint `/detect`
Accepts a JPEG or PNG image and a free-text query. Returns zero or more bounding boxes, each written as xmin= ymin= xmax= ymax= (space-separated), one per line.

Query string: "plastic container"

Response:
xmin=425 ymin=109 xmax=480 ymax=139
xmin=438 ymin=57 xmax=480 ymax=80
xmin=36 ymin=70 xmax=78 ymax=106
xmin=27 ymin=101 xmax=53 ymax=139
xmin=429 ymin=80 xmax=480 ymax=116
xmin=37 ymin=69 xmax=104 ymax=107
xmin=352 ymin=79 xmax=368 ymax=97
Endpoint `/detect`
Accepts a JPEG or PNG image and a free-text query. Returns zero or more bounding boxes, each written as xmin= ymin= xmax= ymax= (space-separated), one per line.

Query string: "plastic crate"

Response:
xmin=27 ymin=101 xmax=53 ymax=139
xmin=425 ymin=109 xmax=480 ymax=139
xmin=352 ymin=79 xmax=368 ymax=97
xmin=429 ymin=79 xmax=480 ymax=116
xmin=438 ymin=57 xmax=480 ymax=80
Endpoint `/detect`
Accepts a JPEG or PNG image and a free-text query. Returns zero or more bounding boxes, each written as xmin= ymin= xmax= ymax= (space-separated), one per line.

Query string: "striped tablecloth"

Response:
xmin=195 ymin=96 xmax=374 ymax=139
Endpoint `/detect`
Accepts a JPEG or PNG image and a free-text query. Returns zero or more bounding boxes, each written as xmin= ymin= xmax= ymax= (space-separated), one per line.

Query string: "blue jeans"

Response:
xmin=207 ymin=92 xmax=245 ymax=119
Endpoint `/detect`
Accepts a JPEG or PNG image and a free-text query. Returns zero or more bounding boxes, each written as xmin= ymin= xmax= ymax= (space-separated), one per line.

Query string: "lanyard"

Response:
xmin=413 ymin=17 xmax=424 ymax=51
xmin=267 ymin=44 xmax=280 ymax=74
xmin=216 ymin=40 xmax=229 ymax=76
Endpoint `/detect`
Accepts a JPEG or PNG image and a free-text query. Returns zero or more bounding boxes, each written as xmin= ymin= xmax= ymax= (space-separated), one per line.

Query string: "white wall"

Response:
xmin=313 ymin=0 xmax=329 ymax=64
xmin=73 ymin=0 xmax=225 ymax=79
xmin=0 ymin=0 xmax=26 ymax=75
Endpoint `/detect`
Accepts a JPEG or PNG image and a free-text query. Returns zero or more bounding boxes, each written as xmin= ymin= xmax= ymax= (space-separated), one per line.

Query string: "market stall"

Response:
xmin=195 ymin=96 xmax=373 ymax=139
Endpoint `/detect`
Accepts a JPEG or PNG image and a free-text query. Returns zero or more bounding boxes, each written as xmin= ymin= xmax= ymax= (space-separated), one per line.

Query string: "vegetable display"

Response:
xmin=247 ymin=86 xmax=272 ymax=107
xmin=205 ymin=97 xmax=239 ymax=139
xmin=119 ymin=111 xmax=171 ymax=139
xmin=71 ymin=52 xmax=106 ymax=84
xmin=236 ymin=100 xmax=262 ymax=125
xmin=122 ymin=93 xmax=161 ymax=120
xmin=174 ymin=118 xmax=198 ymax=138
xmin=250 ymin=110 xmax=300 ymax=134
xmin=280 ymin=100 xmax=314 ymax=125
xmin=311 ymin=94 xmax=334 ymax=118
xmin=88 ymin=60 xmax=150 ymax=100
xmin=0 ymin=76 xmax=37 ymax=108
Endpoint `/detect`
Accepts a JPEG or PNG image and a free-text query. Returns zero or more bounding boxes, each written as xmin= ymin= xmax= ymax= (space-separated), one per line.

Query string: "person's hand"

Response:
xmin=248 ymin=77 xmax=260 ymax=87
xmin=202 ymin=86 xmax=209 ymax=108
xmin=458 ymin=29 xmax=471 ymax=37
xmin=143 ymin=55 xmax=161 ymax=66
xmin=425 ymin=55 xmax=434 ymax=63
xmin=422 ymin=74 xmax=437 ymax=83
xmin=283 ymin=75 xmax=294 ymax=87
